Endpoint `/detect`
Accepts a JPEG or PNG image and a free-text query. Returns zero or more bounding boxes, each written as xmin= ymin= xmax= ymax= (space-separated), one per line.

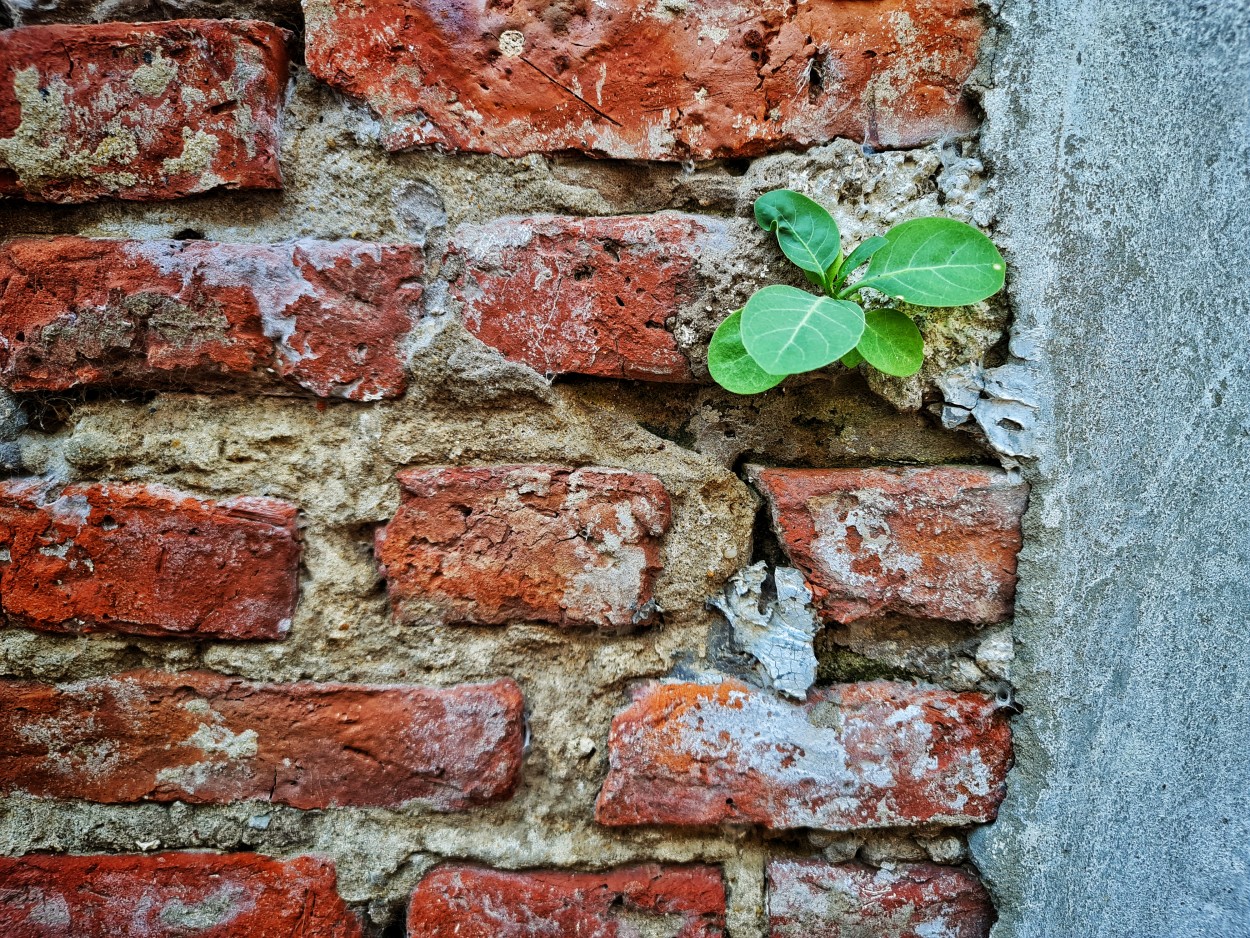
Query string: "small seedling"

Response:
xmin=708 ymin=189 xmax=1006 ymax=394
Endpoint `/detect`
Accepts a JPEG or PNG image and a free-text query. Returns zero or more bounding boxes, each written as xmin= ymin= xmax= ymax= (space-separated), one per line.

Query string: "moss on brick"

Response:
xmin=815 ymin=629 xmax=915 ymax=685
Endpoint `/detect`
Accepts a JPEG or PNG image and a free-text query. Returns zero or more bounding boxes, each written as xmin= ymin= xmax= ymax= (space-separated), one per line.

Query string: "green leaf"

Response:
xmin=740 ymin=285 xmax=865 ymax=376
xmin=841 ymin=348 xmax=865 ymax=368
xmin=708 ymin=309 xmax=787 ymax=395
xmin=851 ymin=217 xmax=1005 ymax=307
xmin=754 ymin=190 xmax=842 ymax=277
xmin=857 ymin=308 xmax=925 ymax=377
xmin=832 ymin=236 xmax=888 ymax=289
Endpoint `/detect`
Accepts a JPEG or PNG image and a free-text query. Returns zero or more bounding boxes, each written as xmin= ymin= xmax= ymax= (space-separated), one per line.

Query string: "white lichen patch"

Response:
xmin=157 ymin=885 xmax=247 ymax=929
xmin=0 ymin=69 xmax=79 ymax=186
xmin=498 ymin=30 xmax=525 ymax=57
xmin=183 ymin=722 xmax=260 ymax=760
xmin=937 ymin=360 xmax=1041 ymax=460
xmin=18 ymin=890 xmax=71 ymax=928
xmin=120 ymin=240 xmax=318 ymax=358
xmin=0 ymin=68 xmax=141 ymax=192
xmin=129 ymin=49 xmax=179 ymax=98
xmin=162 ymin=128 xmax=221 ymax=179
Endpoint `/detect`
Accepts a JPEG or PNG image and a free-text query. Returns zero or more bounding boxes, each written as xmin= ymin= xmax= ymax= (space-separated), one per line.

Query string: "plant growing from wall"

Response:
xmin=708 ymin=190 xmax=1006 ymax=394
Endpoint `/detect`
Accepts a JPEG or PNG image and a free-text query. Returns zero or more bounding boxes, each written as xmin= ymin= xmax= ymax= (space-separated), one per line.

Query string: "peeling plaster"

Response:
xmin=709 ymin=562 xmax=818 ymax=700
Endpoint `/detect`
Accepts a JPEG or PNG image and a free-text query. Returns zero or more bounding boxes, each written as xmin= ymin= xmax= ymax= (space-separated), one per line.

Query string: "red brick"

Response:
xmin=0 ymin=670 xmax=524 ymax=809
xmin=407 ymin=864 xmax=726 ymax=938
xmin=449 ymin=215 xmax=703 ymax=382
xmin=304 ymin=0 xmax=982 ymax=159
xmin=752 ymin=467 xmax=1027 ymax=626
xmin=0 ymin=21 xmax=289 ymax=203
xmin=376 ymin=466 xmax=671 ymax=631
xmin=0 ymin=852 xmax=363 ymax=938
xmin=595 ymin=680 xmax=1010 ymax=831
xmin=767 ymin=860 xmax=993 ymax=938
xmin=0 ymin=481 xmax=299 ymax=641
xmin=0 ymin=237 xmax=421 ymax=400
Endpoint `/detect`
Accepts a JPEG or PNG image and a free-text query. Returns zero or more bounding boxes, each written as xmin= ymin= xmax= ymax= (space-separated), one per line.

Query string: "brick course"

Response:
xmin=407 ymin=864 xmax=726 ymax=937
xmin=752 ymin=466 xmax=1028 ymax=625
xmin=767 ymin=860 xmax=994 ymax=938
xmin=596 ymin=680 xmax=1011 ymax=831
xmin=304 ymin=0 xmax=983 ymax=158
xmin=0 ymin=852 xmax=364 ymax=937
xmin=0 ymin=480 xmax=299 ymax=640
xmin=0 ymin=21 xmax=289 ymax=202
xmin=0 ymin=671 xmax=525 ymax=809
xmin=0 ymin=237 xmax=422 ymax=400
xmin=449 ymin=214 xmax=705 ymax=382
xmin=376 ymin=465 xmax=671 ymax=631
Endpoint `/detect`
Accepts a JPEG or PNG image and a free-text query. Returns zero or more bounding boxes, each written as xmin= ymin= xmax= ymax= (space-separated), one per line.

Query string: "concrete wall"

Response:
xmin=973 ymin=2 xmax=1250 ymax=934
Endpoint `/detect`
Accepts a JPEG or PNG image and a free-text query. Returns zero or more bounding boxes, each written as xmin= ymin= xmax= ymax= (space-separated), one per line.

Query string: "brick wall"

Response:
xmin=0 ymin=3 xmax=1022 ymax=936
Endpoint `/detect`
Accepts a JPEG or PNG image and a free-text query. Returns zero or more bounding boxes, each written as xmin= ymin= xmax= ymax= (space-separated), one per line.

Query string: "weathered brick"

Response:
xmin=0 ymin=481 xmax=299 ymax=640
xmin=304 ymin=0 xmax=982 ymax=159
xmin=449 ymin=214 xmax=705 ymax=382
xmin=0 ymin=670 xmax=524 ymax=809
xmin=595 ymin=680 xmax=1010 ymax=831
xmin=407 ymin=864 xmax=726 ymax=937
xmin=767 ymin=860 xmax=994 ymax=938
xmin=0 ymin=21 xmax=289 ymax=202
xmin=376 ymin=466 xmax=671 ymax=631
xmin=0 ymin=237 xmax=422 ymax=400
xmin=0 ymin=852 xmax=363 ymax=937
xmin=751 ymin=467 xmax=1027 ymax=625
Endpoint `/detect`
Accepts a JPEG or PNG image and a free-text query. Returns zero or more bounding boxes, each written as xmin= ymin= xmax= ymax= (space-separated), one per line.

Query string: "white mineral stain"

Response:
xmin=24 ymin=892 xmax=71 ymax=927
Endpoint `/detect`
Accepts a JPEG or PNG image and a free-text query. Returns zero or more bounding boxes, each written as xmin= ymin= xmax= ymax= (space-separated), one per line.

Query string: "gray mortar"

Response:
xmin=970 ymin=1 xmax=1250 ymax=936
xmin=0 ymin=27 xmax=1014 ymax=938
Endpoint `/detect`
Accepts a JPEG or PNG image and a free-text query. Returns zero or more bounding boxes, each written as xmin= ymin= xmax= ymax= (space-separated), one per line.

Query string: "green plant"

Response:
xmin=708 ymin=190 xmax=1006 ymax=394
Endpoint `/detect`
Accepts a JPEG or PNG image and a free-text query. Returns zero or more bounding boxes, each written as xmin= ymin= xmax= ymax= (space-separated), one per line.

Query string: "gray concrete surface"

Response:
xmin=971 ymin=2 xmax=1250 ymax=935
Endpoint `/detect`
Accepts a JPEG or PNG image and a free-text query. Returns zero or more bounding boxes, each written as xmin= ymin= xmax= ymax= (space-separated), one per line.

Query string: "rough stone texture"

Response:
xmin=376 ymin=465 xmax=671 ymax=631
xmin=0 ymin=851 xmax=364 ymax=937
xmin=0 ymin=670 xmax=525 ymax=809
xmin=449 ymin=214 xmax=711 ymax=382
xmin=767 ymin=860 xmax=993 ymax=938
xmin=0 ymin=21 xmax=289 ymax=203
xmin=0 ymin=480 xmax=299 ymax=640
xmin=596 ymin=680 xmax=1011 ymax=831
xmin=407 ymin=864 xmax=726 ymax=937
xmin=304 ymin=0 xmax=981 ymax=160
xmin=968 ymin=2 xmax=1250 ymax=936
xmin=0 ymin=237 xmax=422 ymax=400
xmin=752 ymin=467 xmax=1027 ymax=625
